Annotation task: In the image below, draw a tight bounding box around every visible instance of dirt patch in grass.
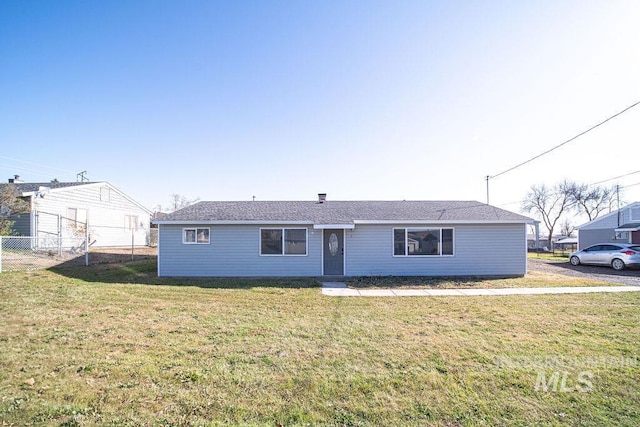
[87,246,157,263]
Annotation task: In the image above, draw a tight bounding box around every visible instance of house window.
[183,228,210,244]
[393,228,454,256]
[615,231,629,240]
[100,187,111,202]
[66,208,87,229]
[260,228,307,256]
[124,215,139,231]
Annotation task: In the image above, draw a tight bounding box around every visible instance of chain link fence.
[0,236,87,272]
[149,228,158,247]
[2,210,159,272]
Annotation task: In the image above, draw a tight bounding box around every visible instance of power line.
[489,100,640,180]
[589,169,640,186]
[496,200,521,207]
[0,156,76,174]
[621,181,640,189]
[0,163,69,180]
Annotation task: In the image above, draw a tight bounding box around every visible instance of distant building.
[577,202,640,249]
[1,180,151,247]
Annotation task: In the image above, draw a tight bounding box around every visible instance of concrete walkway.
[321,282,640,297]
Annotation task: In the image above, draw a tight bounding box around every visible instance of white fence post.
[57,214,62,256]
[85,224,89,267]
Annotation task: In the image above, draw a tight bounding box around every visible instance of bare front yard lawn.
[1,260,639,426]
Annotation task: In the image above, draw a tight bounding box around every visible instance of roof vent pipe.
[317,193,327,203]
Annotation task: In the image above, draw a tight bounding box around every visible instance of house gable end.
[578,202,640,230]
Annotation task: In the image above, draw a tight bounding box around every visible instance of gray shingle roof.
[159,200,532,224]
[0,182,99,194]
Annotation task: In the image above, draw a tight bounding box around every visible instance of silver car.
[569,243,640,271]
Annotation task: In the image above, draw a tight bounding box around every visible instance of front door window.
[328,233,339,256]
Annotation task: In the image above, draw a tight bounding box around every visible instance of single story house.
[154,195,533,277]
[577,202,640,249]
[2,179,152,247]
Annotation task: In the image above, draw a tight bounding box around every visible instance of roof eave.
[154,220,315,226]
[352,219,533,225]
[154,219,532,226]
[615,227,640,232]
[313,224,356,229]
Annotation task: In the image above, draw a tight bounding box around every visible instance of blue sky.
[1,0,639,215]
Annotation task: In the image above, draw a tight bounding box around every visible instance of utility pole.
[485,175,490,205]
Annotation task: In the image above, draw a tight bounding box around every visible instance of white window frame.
[259,227,308,256]
[67,207,88,230]
[392,227,455,257]
[124,215,139,231]
[182,227,210,245]
[100,187,111,202]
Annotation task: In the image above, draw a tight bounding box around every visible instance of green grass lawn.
[347,270,614,289]
[527,252,570,261]
[1,260,639,426]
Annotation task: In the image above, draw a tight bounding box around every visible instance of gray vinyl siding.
[159,222,527,277]
[578,229,628,249]
[7,213,31,235]
[346,224,527,276]
[31,184,150,247]
[158,224,322,277]
[577,204,640,249]
[579,213,622,230]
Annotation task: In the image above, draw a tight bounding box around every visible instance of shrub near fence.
[0,236,87,272]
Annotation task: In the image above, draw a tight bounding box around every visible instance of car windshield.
[630,246,640,251]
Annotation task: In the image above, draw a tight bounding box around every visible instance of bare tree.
[560,218,576,237]
[521,181,575,248]
[0,184,30,235]
[567,182,615,221]
[168,194,200,212]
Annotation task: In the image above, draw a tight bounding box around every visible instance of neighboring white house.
[2,180,152,247]
[154,195,534,277]
[577,202,640,249]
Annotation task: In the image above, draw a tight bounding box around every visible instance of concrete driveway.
[528,258,640,286]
